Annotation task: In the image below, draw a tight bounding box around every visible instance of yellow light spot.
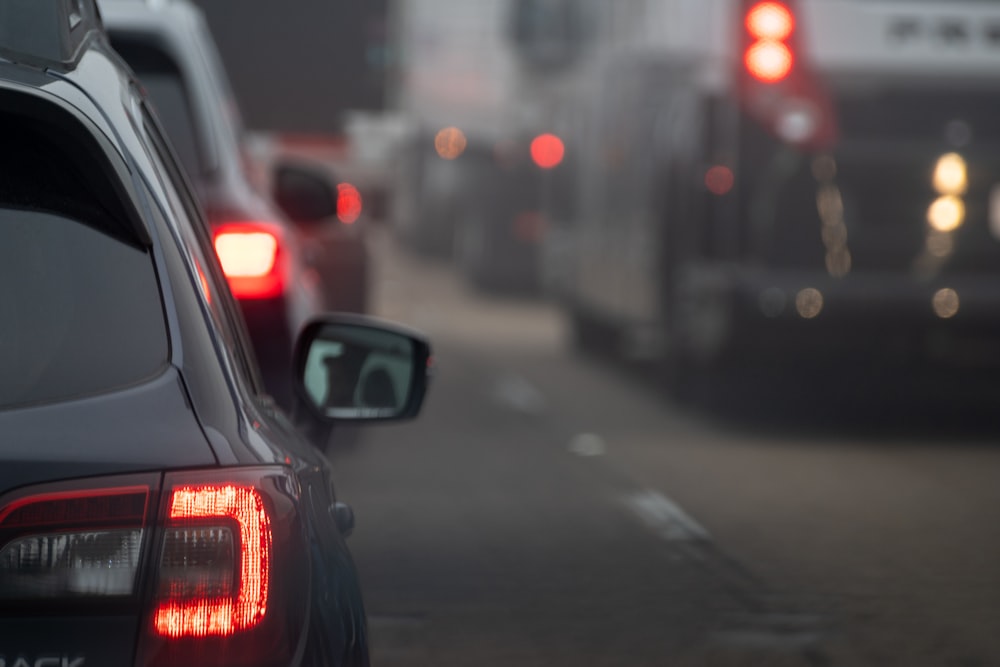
[933,153,967,196]
[927,195,965,233]
[932,288,959,319]
[795,288,824,319]
[434,127,467,160]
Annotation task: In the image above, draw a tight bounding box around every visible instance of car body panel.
[0,7,371,664]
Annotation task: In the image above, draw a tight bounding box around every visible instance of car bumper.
[675,265,1000,369]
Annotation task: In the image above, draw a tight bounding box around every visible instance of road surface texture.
[328,226,1000,667]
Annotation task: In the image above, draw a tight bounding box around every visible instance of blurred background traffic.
[167,0,1000,664]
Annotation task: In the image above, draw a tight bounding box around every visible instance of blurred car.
[98,0,370,406]
[0,2,430,666]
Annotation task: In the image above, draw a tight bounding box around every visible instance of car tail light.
[744,1,795,83]
[0,467,309,667]
[530,133,565,170]
[738,0,836,150]
[213,222,286,300]
[0,479,155,600]
[337,183,363,224]
[137,467,308,667]
[152,484,271,638]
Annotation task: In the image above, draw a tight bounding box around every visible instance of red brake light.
[138,468,308,667]
[744,1,795,84]
[212,222,285,300]
[153,484,272,638]
[746,2,794,41]
[530,133,565,170]
[745,41,794,83]
[336,182,363,224]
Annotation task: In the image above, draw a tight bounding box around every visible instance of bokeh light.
[336,183,363,224]
[927,195,965,232]
[745,41,793,83]
[795,288,824,319]
[746,2,795,41]
[435,126,467,160]
[705,166,734,196]
[932,288,960,319]
[530,133,565,169]
[933,153,967,196]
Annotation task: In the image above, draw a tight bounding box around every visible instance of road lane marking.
[568,433,606,457]
[624,490,710,542]
[490,374,546,415]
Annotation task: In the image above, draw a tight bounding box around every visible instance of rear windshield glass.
[0,210,168,408]
[0,114,168,409]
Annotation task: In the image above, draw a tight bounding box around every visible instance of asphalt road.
[328,226,1000,667]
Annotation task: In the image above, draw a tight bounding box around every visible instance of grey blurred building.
[192,0,388,132]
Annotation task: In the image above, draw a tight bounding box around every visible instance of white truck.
[544,0,1000,392]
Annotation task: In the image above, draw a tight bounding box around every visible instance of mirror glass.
[273,163,337,223]
[302,324,416,419]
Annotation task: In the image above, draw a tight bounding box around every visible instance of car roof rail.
[0,0,104,72]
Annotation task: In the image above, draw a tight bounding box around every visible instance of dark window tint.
[0,109,167,408]
[111,35,204,178]
[0,209,168,408]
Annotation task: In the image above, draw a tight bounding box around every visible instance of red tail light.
[739,0,837,150]
[212,222,286,300]
[746,1,794,41]
[744,1,795,84]
[745,40,794,83]
[153,484,272,638]
[336,182,363,224]
[0,467,308,667]
[530,133,565,170]
[140,467,307,667]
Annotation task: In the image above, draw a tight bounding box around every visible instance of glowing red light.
[705,166,735,196]
[336,183,363,224]
[746,2,794,41]
[745,40,794,83]
[530,133,565,170]
[154,485,272,638]
[212,223,284,300]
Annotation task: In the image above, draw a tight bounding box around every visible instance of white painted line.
[568,433,606,457]
[490,374,546,415]
[624,490,710,542]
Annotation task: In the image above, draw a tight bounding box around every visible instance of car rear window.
[0,115,168,409]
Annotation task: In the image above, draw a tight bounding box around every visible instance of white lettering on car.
[0,658,84,667]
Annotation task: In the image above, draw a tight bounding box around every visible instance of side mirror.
[273,161,338,223]
[293,313,432,422]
